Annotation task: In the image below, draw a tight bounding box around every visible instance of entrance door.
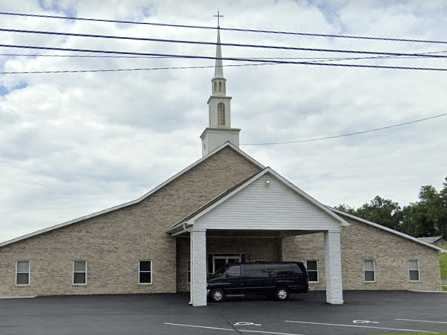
[212,255,241,274]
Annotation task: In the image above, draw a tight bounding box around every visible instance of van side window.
[244,264,268,277]
[268,264,301,278]
[226,265,241,277]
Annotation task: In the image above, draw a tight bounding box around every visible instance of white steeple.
[214,29,224,78]
[201,17,240,157]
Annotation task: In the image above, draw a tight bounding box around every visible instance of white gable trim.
[172,168,348,232]
[0,143,264,248]
[331,208,445,253]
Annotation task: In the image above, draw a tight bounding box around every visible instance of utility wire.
[5,52,447,75]
[242,112,447,146]
[1,10,447,45]
[0,62,270,74]
[2,27,447,59]
[1,50,447,60]
[0,52,171,59]
[1,44,447,72]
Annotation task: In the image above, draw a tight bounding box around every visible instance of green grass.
[378,334,447,335]
[443,286,447,292]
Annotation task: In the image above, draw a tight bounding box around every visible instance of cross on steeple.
[213,10,223,28]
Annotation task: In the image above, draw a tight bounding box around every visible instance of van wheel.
[210,289,225,302]
[274,288,289,301]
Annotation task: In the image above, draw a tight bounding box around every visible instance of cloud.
[0,0,447,242]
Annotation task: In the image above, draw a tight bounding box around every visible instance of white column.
[324,230,344,304]
[190,229,207,307]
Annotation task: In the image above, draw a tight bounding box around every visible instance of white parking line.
[164,323,233,333]
[284,320,439,334]
[163,322,305,335]
[396,318,447,325]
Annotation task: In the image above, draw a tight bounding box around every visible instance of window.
[226,265,241,277]
[306,260,319,282]
[364,259,376,282]
[217,103,225,126]
[213,81,217,92]
[211,255,241,274]
[268,263,302,278]
[409,260,420,281]
[218,81,222,92]
[73,260,87,285]
[16,261,30,286]
[243,264,269,278]
[139,260,152,284]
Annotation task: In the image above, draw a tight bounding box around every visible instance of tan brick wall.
[0,147,261,297]
[282,218,442,291]
[176,235,282,292]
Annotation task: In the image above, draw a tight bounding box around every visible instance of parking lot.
[0,291,446,335]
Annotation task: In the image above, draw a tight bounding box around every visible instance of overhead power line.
[1,50,446,61]
[4,52,447,75]
[242,112,447,146]
[1,10,447,45]
[0,63,270,74]
[2,27,447,59]
[1,44,447,72]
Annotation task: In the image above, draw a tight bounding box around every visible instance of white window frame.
[212,255,241,274]
[408,259,421,282]
[306,260,319,283]
[138,260,152,285]
[72,260,87,286]
[16,260,31,286]
[363,259,376,283]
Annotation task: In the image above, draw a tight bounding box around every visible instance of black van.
[207,262,308,302]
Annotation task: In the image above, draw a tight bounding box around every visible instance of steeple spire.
[200,11,240,157]
[214,28,224,78]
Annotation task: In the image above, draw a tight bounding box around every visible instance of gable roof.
[168,167,349,235]
[331,208,445,253]
[0,142,264,248]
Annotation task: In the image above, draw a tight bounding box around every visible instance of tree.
[334,204,356,215]
[336,177,447,239]
[355,196,402,231]
[439,178,447,239]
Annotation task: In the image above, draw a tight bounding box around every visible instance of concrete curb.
[409,289,447,294]
[0,296,36,299]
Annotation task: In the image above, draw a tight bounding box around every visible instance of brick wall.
[282,218,441,291]
[0,147,261,297]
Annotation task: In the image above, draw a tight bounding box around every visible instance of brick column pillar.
[324,230,344,304]
[190,229,207,307]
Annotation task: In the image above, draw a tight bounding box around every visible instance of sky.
[1,0,447,242]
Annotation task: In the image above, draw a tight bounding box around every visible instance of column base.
[326,300,344,305]
[326,297,344,305]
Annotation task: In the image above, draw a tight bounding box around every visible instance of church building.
[0,28,443,306]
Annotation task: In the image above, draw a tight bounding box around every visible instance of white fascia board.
[166,169,268,234]
[265,167,349,227]
[0,143,264,248]
[182,167,348,229]
[331,208,445,253]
